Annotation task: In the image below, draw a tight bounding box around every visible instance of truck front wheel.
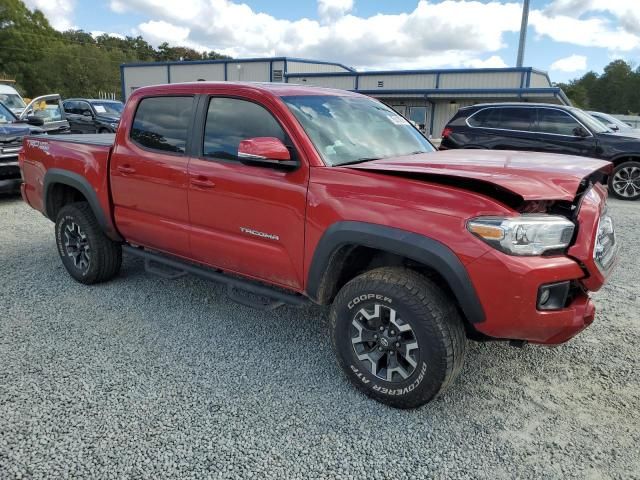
[330,267,466,409]
[55,202,122,284]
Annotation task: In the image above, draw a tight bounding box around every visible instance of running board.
[123,245,309,310]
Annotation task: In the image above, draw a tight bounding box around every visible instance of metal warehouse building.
[121,56,569,138]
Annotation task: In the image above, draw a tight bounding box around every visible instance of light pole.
[516,0,530,67]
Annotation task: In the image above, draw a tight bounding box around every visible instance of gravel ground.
[0,194,638,480]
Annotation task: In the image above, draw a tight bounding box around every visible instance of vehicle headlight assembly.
[110,122,118,128]
[467,215,575,256]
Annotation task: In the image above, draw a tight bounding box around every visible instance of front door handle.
[190,176,216,189]
[117,164,136,174]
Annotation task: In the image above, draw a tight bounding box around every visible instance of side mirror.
[573,126,590,138]
[26,115,45,126]
[238,137,296,167]
[82,110,93,118]
[607,123,619,131]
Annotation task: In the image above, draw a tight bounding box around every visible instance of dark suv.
[62,99,124,134]
[440,103,640,200]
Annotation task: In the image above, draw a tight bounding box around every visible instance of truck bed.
[45,133,116,147]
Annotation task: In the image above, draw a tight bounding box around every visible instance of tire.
[98,128,110,134]
[330,267,466,409]
[609,161,640,200]
[55,202,122,284]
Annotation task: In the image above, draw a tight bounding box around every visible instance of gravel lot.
[0,194,638,479]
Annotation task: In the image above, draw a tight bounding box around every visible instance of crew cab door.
[533,107,597,157]
[110,95,196,258]
[187,94,309,290]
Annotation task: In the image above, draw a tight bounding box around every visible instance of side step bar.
[123,245,309,310]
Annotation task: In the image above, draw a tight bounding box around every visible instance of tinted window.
[63,101,78,114]
[77,102,92,115]
[536,108,581,136]
[203,98,285,160]
[467,108,499,128]
[498,108,535,131]
[131,97,193,154]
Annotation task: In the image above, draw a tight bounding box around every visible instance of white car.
[588,111,640,135]
[0,84,27,116]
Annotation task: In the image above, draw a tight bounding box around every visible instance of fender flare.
[43,169,121,241]
[610,153,640,164]
[306,221,485,324]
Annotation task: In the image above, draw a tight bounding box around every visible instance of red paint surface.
[19,82,615,344]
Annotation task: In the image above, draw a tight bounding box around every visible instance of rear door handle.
[117,165,136,174]
[190,176,216,189]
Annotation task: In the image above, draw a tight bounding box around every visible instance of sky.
[22,0,640,82]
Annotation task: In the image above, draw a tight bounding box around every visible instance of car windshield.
[0,93,26,110]
[282,95,435,166]
[593,112,632,131]
[0,102,17,124]
[570,108,610,134]
[90,101,124,116]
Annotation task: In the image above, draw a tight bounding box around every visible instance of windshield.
[0,93,26,110]
[90,101,124,117]
[0,102,17,124]
[570,108,610,134]
[593,112,631,130]
[282,95,435,166]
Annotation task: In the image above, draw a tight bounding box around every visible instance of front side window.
[498,108,536,132]
[536,108,582,136]
[203,98,286,160]
[91,101,124,117]
[282,95,434,166]
[131,96,194,154]
[570,108,608,134]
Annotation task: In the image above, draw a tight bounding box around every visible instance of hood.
[604,129,640,140]
[0,124,31,140]
[96,114,120,123]
[344,150,612,202]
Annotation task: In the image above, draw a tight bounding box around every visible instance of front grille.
[594,212,616,272]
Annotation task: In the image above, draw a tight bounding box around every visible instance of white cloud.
[530,10,640,51]
[23,0,75,30]
[106,0,524,70]
[545,0,640,35]
[550,54,587,72]
[465,55,509,68]
[90,30,126,40]
[318,0,354,23]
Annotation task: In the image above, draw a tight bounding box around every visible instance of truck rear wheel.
[55,202,122,284]
[330,267,466,409]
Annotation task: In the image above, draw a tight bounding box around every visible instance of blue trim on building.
[167,65,171,83]
[121,56,353,72]
[429,101,436,137]
[435,72,441,89]
[224,62,227,81]
[269,61,273,82]
[285,72,356,78]
[355,87,563,96]
[120,64,126,102]
[526,70,531,88]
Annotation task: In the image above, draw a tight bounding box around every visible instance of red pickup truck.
[20,82,617,408]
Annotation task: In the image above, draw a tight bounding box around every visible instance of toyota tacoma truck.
[19,82,617,409]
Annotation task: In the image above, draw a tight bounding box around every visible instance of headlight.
[467,215,575,256]
[110,123,118,128]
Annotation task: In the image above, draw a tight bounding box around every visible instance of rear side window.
[131,96,194,154]
[467,108,499,128]
[536,108,581,136]
[203,98,286,160]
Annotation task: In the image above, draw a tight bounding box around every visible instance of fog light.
[537,281,571,311]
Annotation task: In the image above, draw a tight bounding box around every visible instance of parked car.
[440,103,640,200]
[19,94,70,134]
[20,83,616,408]
[63,99,124,134]
[0,84,27,116]
[587,111,640,135]
[0,101,45,194]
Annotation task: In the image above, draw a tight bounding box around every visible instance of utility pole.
[516,0,530,67]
